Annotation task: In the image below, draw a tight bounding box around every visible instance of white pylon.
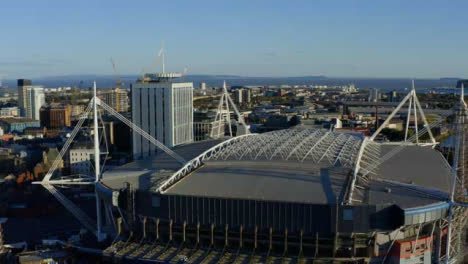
[93,81,105,242]
[446,83,467,264]
[370,80,436,145]
[212,81,249,138]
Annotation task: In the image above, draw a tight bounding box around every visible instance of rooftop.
[0,118,38,123]
[101,139,223,190]
[101,128,451,209]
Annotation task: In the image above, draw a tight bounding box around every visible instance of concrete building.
[101,88,129,112]
[17,79,45,119]
[200,82,206,90]
[69,147,94,177]
[28,87,45,120]
[17,79,31,117]
[0,107,19,118]
[70,104,87,118]
[33,148,63,180]
[132,73,193,158]
[369,88,379,102]
[242,88,251,103]
[40,104,71,128]
[0,118,40,133]
[388,90,398,102]
[234,89,243,104]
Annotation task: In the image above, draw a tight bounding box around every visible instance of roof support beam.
[344,137,369,205]
[301,131,333,162]
[285,130,322,160]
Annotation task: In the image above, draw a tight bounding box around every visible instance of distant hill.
[440,77,461,81]
[0,74,461,92]
[0,74,329,89]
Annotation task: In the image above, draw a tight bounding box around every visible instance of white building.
[0,107,19,118]
[242,89,251,104]
[17,79,45,120]
[69,148,94,177]
[234,89,243,104]
[17,79,31,117]
[27,87,45,120]
[200,82,206,90]
[369,88,379,102]
[132,73,193,158]
[70,104,87,118]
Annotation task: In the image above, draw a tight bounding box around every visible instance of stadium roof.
[101,128,451,209]
[101,139,223,190]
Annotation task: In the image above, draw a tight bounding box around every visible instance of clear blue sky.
[1,0,467,79]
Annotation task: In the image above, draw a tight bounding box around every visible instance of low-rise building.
[33,148,62,180]
[0,107,19,118]
[69,147,94,177]
[70,104,87,118]
[0,118,40,133]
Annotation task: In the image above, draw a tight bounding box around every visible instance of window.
[152,196,160,208]
[343,208,353,221]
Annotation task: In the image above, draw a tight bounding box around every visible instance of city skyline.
[1,0,468,79]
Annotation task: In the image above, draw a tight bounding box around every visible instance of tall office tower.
[200,82,206,90]
[457,80,468,89]
[234,89,243,104]
[132,72,193,158]
[27,87,45,120]
[17,79,32,117]
[388,90,398,102]
[369,88,379,102]
[242,88,251,104]
[102,88,129,112]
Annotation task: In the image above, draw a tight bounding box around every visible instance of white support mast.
[211,81,249,138]
[412,81,419,143]
[370,80,436,145]
[223,81,233,137]
[446,83,467,264]
[93,81,104,241]
[93,82,100,184]
[161,41,165,74]
[404,95,413,141]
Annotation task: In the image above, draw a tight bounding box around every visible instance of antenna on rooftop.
[161,40,165,73]
[182,66,188,81]
[151,40,165,74]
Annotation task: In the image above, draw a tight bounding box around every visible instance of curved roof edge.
[154,133,257,193]
[155,128,364,194]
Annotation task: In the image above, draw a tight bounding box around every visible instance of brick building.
[40,104,71,129]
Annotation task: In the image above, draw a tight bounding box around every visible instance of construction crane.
[110,58,125,112]
[110,58,121,90]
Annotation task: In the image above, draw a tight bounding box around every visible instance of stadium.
[35,84,468,264]
[96,127,457,264]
